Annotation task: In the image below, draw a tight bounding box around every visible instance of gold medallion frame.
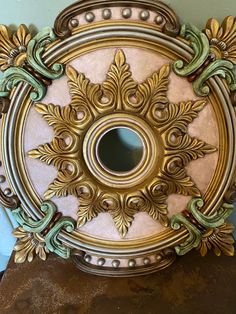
[0,1,235,276]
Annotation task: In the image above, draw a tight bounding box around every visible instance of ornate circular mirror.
[0,0,235,276]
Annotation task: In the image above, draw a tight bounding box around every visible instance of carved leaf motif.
[197,223,235,256]
[13,227,49,263]
[28,138,77,169]
[148,192,169,227]
[66,65,102,119]
[35,245,48,261]
[165,134,217,166]
[153,207,169,227]
[205,19,222,39]
[44,170,81,199]
[205,16,236,63]
[34,103,81,136]
[77,186,105,228]
[102,49,137,110]
[110,204,136,238]
[144,200,169,227]
[0,24,31,71]
[159,168,201,197]
[12,24,32,47]
[136,64,170,114]
[157,100,206,133]
[77,206,101,228]
[0,25,16,59]
[127,190,169,228]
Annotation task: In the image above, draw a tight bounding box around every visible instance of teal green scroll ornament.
[193,59,236,96]
[0,66,46,101]
[188,198,234,228]
[173,23,210,76]
[27,27,64,80]
[12,201,57,233]
[173,24,236,97]
[45,217,75,259]
[0,27,64,101]
[170,198,234,256]
[12,201,75,259]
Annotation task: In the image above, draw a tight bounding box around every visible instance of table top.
[0,249,235,314]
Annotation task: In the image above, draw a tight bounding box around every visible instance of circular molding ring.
[0,1,235,276]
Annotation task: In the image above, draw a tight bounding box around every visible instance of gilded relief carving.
[12,201,75,262]
[13,227,49,263]
[29,50,216,237]
[171,198,234,256]
[197,223,235,257]
[204,16,236,63]
[0,24,32,70]
[0,0,235,276]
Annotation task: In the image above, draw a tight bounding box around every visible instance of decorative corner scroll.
[173,18,236,97]
[170,198,235,257]
[0,25,64,101]
[12,201,75,263]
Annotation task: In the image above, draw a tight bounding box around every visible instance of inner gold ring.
[83,113,163,189]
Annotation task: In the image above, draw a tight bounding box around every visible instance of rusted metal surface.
[0,250,236,314]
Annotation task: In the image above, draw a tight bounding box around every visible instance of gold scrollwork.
[0,24,32,71]
[204,16,236,63]
[28,49,216,237]
[13,227,49,263]
[197,223,235,257]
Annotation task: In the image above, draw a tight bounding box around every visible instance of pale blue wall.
[0,0,235,29]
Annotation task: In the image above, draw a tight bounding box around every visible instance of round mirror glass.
[97,128,144,172]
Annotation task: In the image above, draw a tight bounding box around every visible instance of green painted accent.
[0,67,46,101]
[171,213,202,256]
[173,23,210,76]
[0,28,63,102]
[12,201,56,233]
[45,217,75,259]
[27,27,64,80]
[193,59,236,96]
[188,198,234,228]
[173,23,236,97]
[171,198,234,256]
[13,201,75,259]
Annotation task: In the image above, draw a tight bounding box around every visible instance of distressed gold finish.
[28,49,216,237]
[54,0,181,38]
[0,0,235,275]
[13,227,49,263]
[197,223,235,257]
[0,24,32,71]
[73,248,176,276]
[204,16,236,63]
[0,188,19,209]
[2,22,234,276]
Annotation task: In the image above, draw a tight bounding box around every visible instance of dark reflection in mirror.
[97,128,143,172]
